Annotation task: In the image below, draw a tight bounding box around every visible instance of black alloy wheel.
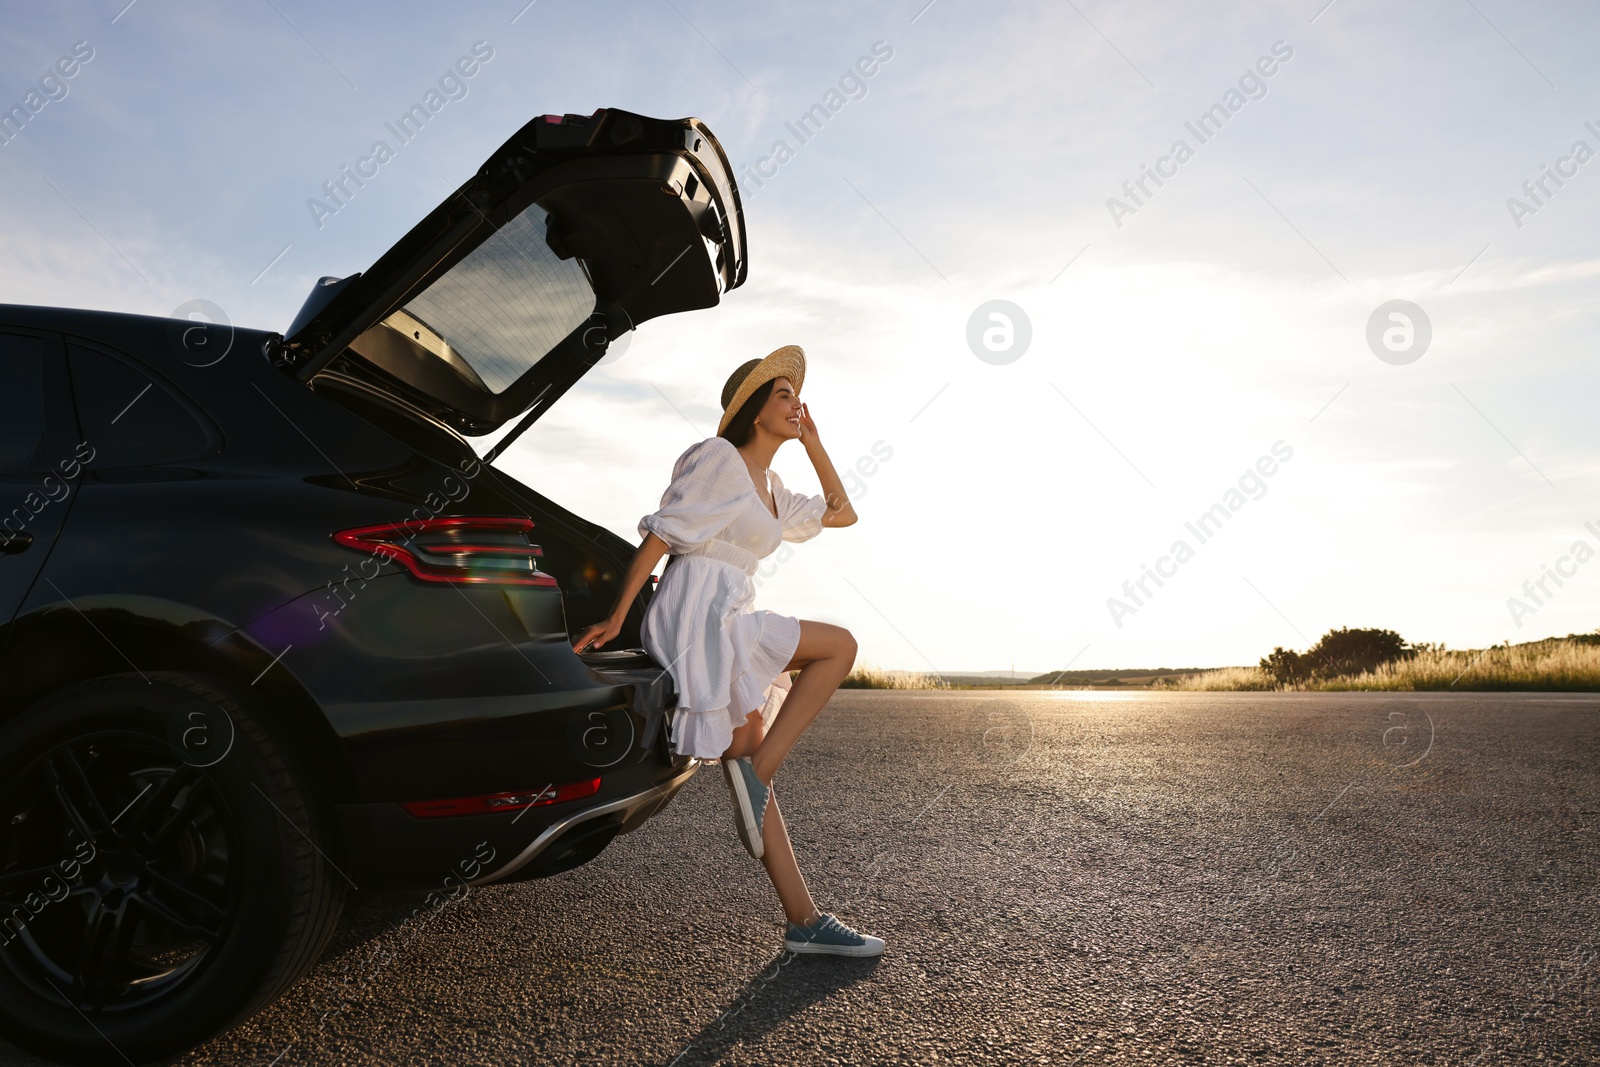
[0,730,235,1014]
[0,674,346,1064]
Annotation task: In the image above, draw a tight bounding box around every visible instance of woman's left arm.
[798,403,858,528]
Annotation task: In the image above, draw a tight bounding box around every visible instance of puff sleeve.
[770,470,828,543]
[638,438,752,553]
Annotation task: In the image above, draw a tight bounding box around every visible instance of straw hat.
[716,345,806,435]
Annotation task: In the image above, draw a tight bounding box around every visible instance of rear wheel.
[0,673,346,1064]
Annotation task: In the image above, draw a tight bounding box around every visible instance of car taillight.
[401,778,602,818]
[334,517,557,587]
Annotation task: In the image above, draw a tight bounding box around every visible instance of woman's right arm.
[571,532,671,652]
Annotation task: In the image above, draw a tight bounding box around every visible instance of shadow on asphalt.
[657,950,881,1066]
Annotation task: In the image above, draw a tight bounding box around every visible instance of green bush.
[1260,646,1311,685]
[1259,627,1410,684]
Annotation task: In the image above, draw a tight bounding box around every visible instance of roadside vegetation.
[839,663,948,689]
[1157,665,1279,691]
[1158,627,1600,692]
[845,629,1600,692]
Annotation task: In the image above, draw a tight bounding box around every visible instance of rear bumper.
[335,760,698,893]
[471,759,698,884]
[239,570,695,893]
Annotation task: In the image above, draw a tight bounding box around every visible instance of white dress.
[638,436,829,759]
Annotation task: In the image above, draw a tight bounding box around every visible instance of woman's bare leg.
[750,620,856,785]
[759,795,819,925]
[723,710,819,925]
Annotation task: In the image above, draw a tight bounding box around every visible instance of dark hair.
[719,378,775,447]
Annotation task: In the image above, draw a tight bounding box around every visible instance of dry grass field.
[838,663,948,689]
[1160,637,1600,692]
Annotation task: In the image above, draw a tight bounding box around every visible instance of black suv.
[0,108,745,1064]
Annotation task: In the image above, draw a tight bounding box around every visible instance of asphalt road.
[6,690,1598,1066]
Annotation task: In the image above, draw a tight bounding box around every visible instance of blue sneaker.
[784,912,885,957]
[722,757,770,859]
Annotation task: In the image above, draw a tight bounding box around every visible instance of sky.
[1,0,1596,674]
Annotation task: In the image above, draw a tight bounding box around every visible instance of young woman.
[573,346,883,957]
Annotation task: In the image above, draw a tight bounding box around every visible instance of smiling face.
[755,376,803,440]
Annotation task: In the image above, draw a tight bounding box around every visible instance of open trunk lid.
[280,109,747,438]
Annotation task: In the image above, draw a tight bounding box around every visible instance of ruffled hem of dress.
[668,705,748,760]
[666,612,800,759]
[668,676,792,760]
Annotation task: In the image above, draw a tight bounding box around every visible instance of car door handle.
[0,531,33,554]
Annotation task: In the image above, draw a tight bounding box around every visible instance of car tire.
[0,672,347,1064]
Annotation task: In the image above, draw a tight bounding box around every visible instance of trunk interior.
[487,464,653,658]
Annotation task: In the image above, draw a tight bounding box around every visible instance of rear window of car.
[0,333,47,472]
[399,206,596,394]
[69,346,211,468]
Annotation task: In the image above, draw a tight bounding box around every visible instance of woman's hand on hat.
[797,402,820,444]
